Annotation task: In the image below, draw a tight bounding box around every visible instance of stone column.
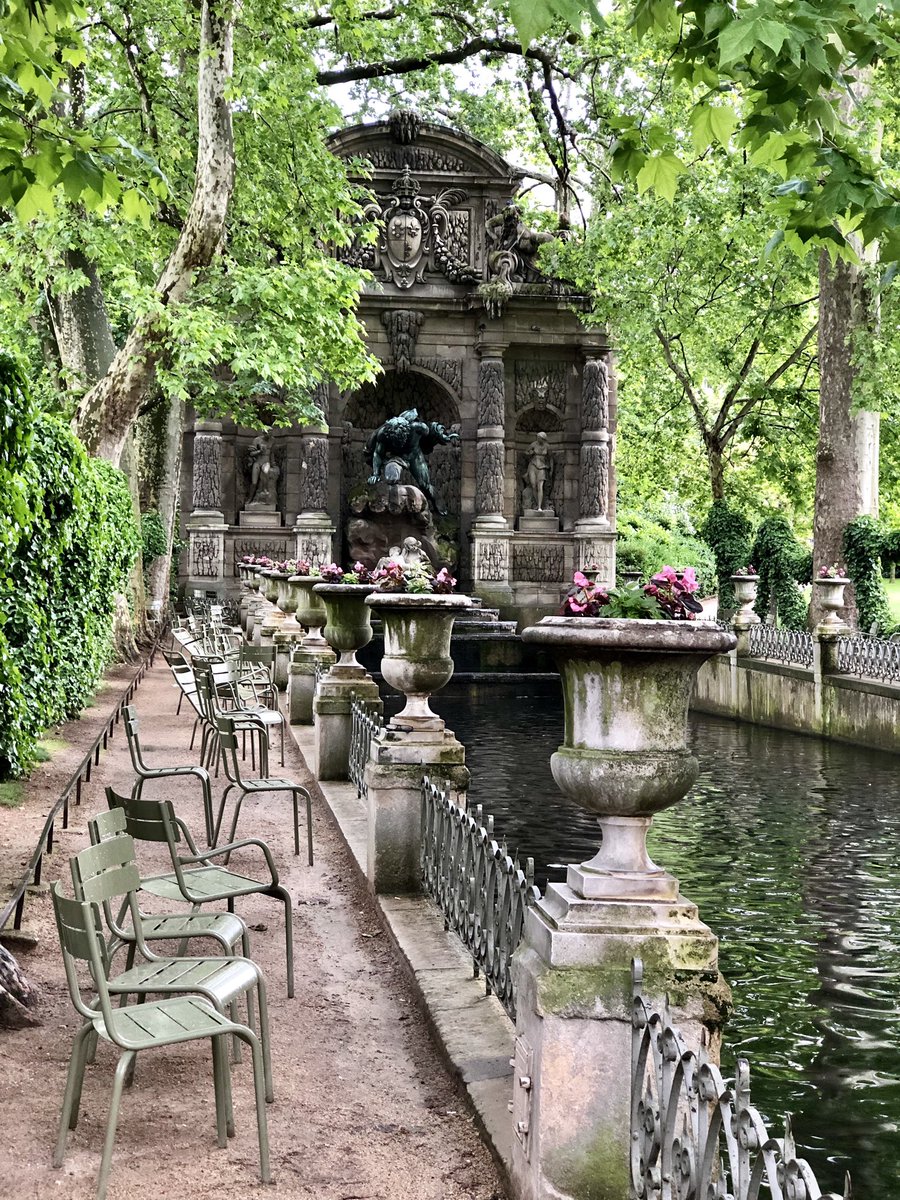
[294,391,335,567]
[574,351,616,587]
[186,419,228,594]
[472,343,513,608]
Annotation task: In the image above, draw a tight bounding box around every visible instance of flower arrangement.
[733,564,757,576]
[317,561,375,584]
[562,566,704,621]
[242,554,273,567]
[273,558,298,574]
[818,563,846,579]
[372,558,457,595]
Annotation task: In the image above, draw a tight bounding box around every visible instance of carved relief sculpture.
[192,430,222,512]
[477,540,508,582]
[579,441,610,521]
[382,309,424,372]
[476,441,504,514]
[582,354,609,430]
[515,359,568,413]
[478,357,505,427]
[299,436,329,513]
[485,202,557,285]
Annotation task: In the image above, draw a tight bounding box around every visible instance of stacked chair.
[49,599,316,1198]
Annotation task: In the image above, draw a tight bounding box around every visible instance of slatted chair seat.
[140,865,273,902]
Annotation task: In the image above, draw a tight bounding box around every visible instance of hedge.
[0,355,139,777]
[616,507,717,596]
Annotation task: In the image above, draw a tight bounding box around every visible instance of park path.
[0,657,506,1200]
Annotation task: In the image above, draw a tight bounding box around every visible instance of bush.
[842,515,892,634]
[0,357,139,777]
[750,516,808,630]
[617,507,717,596]
[699,500,753,613]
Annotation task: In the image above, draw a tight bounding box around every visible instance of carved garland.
[192,431,222,511]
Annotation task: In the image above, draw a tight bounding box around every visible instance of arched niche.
[513,405,564,517]
[338,369,462,557]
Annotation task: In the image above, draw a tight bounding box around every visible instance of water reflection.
[403,680,900,1196]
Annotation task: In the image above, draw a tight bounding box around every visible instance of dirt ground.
[0,655,507,1200]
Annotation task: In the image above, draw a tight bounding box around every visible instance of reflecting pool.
[405,679,900,1196]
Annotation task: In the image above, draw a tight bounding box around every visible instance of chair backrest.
[89,803,128,845]
[51,881,117,1025]
[70,835,147,952]
[241,644,275,665]
[105,785,179,846]
[215,715,245,785]
[122,704,146,773]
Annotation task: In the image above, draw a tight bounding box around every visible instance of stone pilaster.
[574,351,616,586]
[472,344,512,607]
[294,419,334,567]
[186,419,227,592]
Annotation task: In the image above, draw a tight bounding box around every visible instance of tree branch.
[316,36,559,86]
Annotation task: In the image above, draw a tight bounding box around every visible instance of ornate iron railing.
[836,633,900,684]
[631,960,850,1200]
[420,775,541,1021]
[349,696,383,799]
[747,622,814,668]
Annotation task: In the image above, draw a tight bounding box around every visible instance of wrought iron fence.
[349,696,383,799]
[836,633,900,684]
[420,775,541,1021]
[747,622,814,668]
[631,959,850,1200]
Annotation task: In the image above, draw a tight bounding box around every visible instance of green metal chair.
[215,714,313,866]
[104,786,295,998]
[51,882,272,1200]
[123,705,215,845]
[69,835,273,1101]
[87,806,252,965]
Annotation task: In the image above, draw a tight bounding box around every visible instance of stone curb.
[286,719,515,1190]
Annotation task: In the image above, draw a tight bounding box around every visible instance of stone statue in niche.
[365,408,460,515]
[486,202,557,284]
[246,432,279,507]
[523,432,555,513]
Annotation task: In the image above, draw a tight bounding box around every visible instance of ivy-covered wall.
[0,355,139,777]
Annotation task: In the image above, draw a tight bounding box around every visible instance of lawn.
[885,578,900,623]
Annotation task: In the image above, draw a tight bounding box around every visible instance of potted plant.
[521,566,734,900]
[729,564,760,625]
[366,562,471,731]
[313,563,378,670]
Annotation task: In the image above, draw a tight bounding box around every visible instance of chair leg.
[54,1024,92,1164]
[273,885,294,999]
[255,971,274,1103]
[96,1050,135,1200]
[213,783,235,846]
[292,791,300,857]
[198,772,214,847]
[190,715,200,749]
[133,777,145,801]
[280,718,285,767]
[211,1035,231,1147]
[225,791,247,850]
[306,791,314,867]
[235,1027,272,1184]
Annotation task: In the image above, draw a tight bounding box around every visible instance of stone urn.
[290,575,329,648]
[259,569,280,605]
[814,576,850,628]
[313,583,376,669]
[366,593,472,730]
[730,573,760,625]
[520,616,735,900]
[246,565,262,592]
[276,572,299,617]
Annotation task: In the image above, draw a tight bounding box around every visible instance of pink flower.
[573,571,590,588]
[657,565,678,584]
[567,598,587,614]
[680,567,698,593]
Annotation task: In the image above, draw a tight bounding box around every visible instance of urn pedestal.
[814,576,851,631]
[287,576,335,725]
[312,584,381,780]
[511,617,735,1200]
[362,593,472,892]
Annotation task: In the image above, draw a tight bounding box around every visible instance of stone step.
[455,607,502,623]
[453,620,518,635]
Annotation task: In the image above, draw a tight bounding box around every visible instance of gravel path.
[0,656,507,1200]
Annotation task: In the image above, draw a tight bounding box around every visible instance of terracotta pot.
[366,593,472,730]
[814,577,850,628]
[730,574,760,625]
[521,616,735,899]
[313,583,376,668]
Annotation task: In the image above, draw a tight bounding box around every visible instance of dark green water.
[411,679,900,1197]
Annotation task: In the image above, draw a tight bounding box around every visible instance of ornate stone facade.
[179,112,616,615]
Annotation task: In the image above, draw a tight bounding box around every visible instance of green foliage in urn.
[700,501,754,614]
[750,516,808,630]
[0,357,138,777]
[842,516,893,635]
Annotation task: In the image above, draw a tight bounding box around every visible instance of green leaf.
[636,151,685,202]
[121,187,151,226]
[14,180,53,222]
[691,103,736,152]
[509,0,556,46]
[718,18,760,66]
